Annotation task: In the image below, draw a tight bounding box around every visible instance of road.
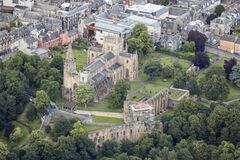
[205,45,240,60]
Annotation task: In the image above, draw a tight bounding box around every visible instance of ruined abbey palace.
[63,36,138,101]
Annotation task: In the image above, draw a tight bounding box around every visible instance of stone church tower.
[62,44,80,101]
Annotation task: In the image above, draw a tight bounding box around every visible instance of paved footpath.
[74,110,123,119]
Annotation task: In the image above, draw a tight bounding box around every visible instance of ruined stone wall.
[88,122,148,147]
[145,89,169,115]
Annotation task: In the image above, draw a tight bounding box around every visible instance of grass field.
[197,59,240,101]
[93,116,124,124]
[142,52,191,69]
[72,49,87,70]
[83,125,107,132]
[17,105,41,130]
[78,106,123,113]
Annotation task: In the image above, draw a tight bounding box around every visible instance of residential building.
[159,34,182,51]
[219,35,240,53]
[38,30,78,49]
[57,2,89,30]
[2,0,34,9]
[126,3,169,20]
[210,17,232,35]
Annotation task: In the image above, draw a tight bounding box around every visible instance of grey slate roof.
[24,37,37,44]
[119,52,132,58]
[109,63,122,70]
[220,35,236,42]
[102,52,115,61]
[95,21,131,34]
[84,59,104,72]
[236,38,240,44]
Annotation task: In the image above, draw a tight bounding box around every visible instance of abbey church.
[63,36,139,101]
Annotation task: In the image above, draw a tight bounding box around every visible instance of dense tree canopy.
[144,60,163,80]
[74,84,94,108]
[224,58,237,79]
[173,71,199,95]
[188,30,207,52]
[128,24,153,56]
[229,64,240,87]
[108,80,130,109]
[214,5,225,17]
[192,52,210,69]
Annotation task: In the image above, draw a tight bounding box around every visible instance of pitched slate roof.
[220,35,236,42]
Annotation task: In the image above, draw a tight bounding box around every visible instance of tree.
[0,141,9,160]
[75,84,93,108]
[173,71,199,95]
[128,24,153,56]
[192,52,210,69]
[70,121,86,137]
[229,64,240,87]
[177,148,193,160]
[29,130,44,143]
[10,127,23,142]
[139,31,153,55]
[4,122,15,138]
[35,90,50,115]
[205,65,225,80]
[40,80,60,101]
[155,0,169,5]
[202,75,229,100]
[206,14,217,25]
[121,139,135,155]
[183,41,195,53]
[162,66,174,78]
[54,136,79,160]
[131,24,148,38]
[51,117,73,140]
[26,103,37,121]
[50,54,64,75]
[74,135,97,159]
[128,38,144,54]
[100,140,120,157]
[224,58,237,79]
[108,80,130,109]
[215,5,225,17]
[188,30,207,52]
[144,60,163,80]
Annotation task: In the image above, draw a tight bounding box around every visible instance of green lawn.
[93,116,124,124]
[227,82,240,101]
[140,78,173,96]
[83,125,107,132]
[13,122,29,147]
[142,52,191,69]
[129,81,142,92]
[78,106,123,113]
[17,104,41,130]
[72,49,87,70]
[169,90,185,100]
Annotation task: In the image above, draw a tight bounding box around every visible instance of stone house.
[57,2,89,30]
[210,17,232,35]
[2,0,34,9]
[19,36,38,54]
[219,35,240,54]
[159,34,182,51]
